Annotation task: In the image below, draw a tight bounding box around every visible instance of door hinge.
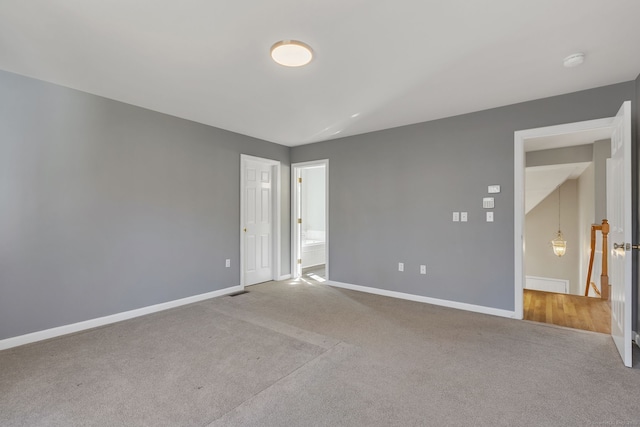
[297,259,302,264]
[298,177,302,183]
[297,218,302,224]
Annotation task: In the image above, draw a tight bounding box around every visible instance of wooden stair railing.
[584,219,609,300]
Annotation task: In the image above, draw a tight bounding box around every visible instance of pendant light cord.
[557,186,561,231]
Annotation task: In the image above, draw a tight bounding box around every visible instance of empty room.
[2,1,640,426]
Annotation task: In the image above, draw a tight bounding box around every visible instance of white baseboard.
[328,281,516,319]
[278,274,292,281]
[0,285,243,351]
[634,331,640,348]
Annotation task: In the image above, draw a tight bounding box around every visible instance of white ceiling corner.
[525,162,591,214]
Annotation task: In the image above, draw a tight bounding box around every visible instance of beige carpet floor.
[1,276,639,426]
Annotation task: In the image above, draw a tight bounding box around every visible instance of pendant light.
[551,186,567,257]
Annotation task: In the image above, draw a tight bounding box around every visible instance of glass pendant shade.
[551,230,567,257]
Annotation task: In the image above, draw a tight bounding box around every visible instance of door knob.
[613,242,630,250]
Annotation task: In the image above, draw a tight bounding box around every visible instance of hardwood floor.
[523,289,611,334]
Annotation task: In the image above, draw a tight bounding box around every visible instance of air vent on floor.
[228,290,249,297]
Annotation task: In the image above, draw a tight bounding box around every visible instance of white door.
[294,168,303,278]
[243,159,272,285]
[608,101,632,367]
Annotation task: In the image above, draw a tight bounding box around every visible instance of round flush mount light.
[270,40,313,67]
[563,52,585,68]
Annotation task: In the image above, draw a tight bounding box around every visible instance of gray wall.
[0,70,290,340]
[291,81,636,312]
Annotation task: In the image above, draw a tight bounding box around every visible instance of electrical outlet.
[398,262,404,272]
[452,212,460,222]
[225,259,231,268]
[420,265,426,275]
[486,212,494,222]
[461,212,468,222]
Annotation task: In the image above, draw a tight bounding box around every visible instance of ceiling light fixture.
[563,52,585,68]
[270,40,313,67]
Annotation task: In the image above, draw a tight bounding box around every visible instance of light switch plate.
[398,262,404,272]
[452,212,460,222]
[483,197,494,209]
[488,185,501,194]
[486,212,494,222]
[420,265,426,275]
[461,212,468,222]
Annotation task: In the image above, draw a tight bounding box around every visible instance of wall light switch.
[486,212,494,222]
[461,212,468,222]
[420,265,427,275]
[453,212,460,222]
[398,262,404,272]
[488,185,501,194]
[483,197,494,209]
[225,259,231,268]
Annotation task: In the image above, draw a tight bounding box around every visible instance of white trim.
[0,285,242,351]
[633,332,640,348]
[240,154,281,287]
[513,117,614,320]
[278,274,292,281]
[291,160,329,280]
[328,281,516,319]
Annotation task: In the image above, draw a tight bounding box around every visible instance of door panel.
[608,101,632,367]
[243,160,273,285]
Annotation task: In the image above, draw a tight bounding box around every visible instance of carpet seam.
[203,340,342,426]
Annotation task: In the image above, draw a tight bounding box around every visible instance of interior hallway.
[1,277,638,426]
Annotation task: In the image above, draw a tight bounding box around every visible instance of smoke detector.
[563,53,585,68]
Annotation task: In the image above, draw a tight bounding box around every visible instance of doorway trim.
[514,117,614,319]
[291,159,329,280]
[240,154,281,287]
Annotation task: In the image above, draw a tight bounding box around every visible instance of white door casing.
[294,167,303,278]
[291,160,329,280]
[514,102,632,367]
[241,155,280,286]
[608,101,632,367]
[514,117,614,320]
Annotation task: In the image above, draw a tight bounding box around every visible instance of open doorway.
[514,102,633,367]
[292,160,328,281]
[523,136,611,333]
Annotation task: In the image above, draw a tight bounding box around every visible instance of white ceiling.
[525,162,591,214]
[1,1,639,146]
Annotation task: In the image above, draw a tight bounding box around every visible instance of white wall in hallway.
[525,180,580,294]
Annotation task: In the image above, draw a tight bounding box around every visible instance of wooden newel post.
[600,219,609,301]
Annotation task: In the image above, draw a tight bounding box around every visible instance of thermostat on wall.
[483,197,495,209]
[488,185,500,194]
